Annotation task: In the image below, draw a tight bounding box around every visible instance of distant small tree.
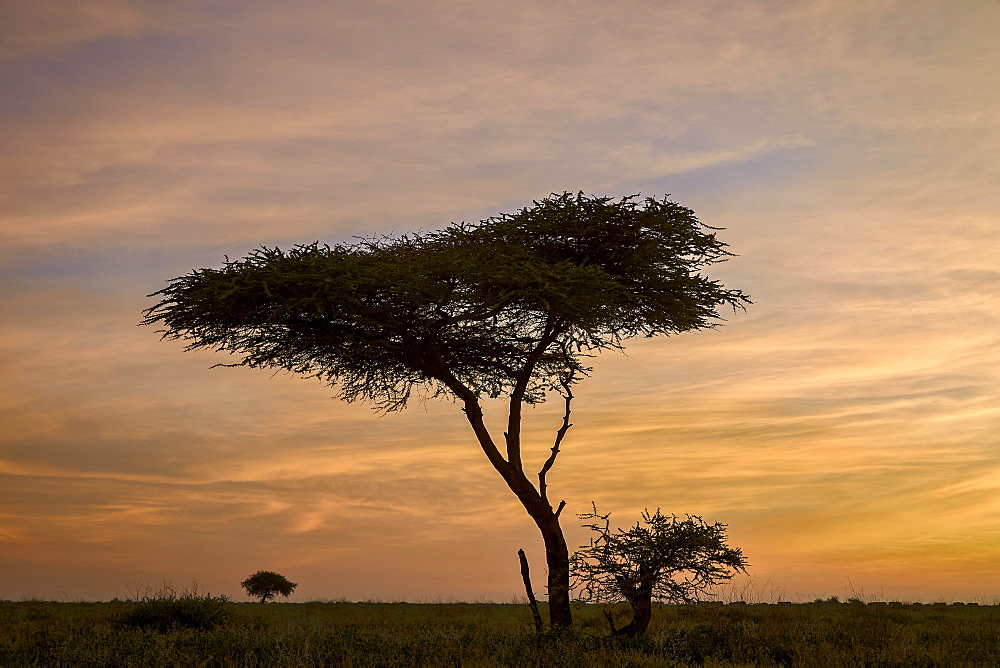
[240,570,297,603]
[571,504,747,636]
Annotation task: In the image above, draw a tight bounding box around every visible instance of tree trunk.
[507,475,573,628]
[496,470,573,627]
[535,511,572,628]
[617,576,655,637]
[616,594,652,637]
[458,398,573,628]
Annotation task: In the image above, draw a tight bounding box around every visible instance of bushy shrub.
[113,582,233,632]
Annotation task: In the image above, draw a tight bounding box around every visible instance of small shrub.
[813,596,840,604]
[113,582,232,632]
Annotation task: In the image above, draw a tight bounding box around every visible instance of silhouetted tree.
[142,192,749,628]
[240,570,297,603]
[571,504,747,636]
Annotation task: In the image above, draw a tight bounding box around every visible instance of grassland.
[3,598,999,666]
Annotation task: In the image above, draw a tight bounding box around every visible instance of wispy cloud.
[1,0,998,601]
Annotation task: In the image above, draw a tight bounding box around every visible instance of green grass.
[2,599,999,666]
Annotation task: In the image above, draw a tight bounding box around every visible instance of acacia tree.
[141,192,748,628]
[571,505,747,636]
[240,570,297,603]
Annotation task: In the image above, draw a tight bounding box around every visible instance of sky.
[1,0,999,604]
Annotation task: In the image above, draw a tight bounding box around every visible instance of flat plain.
[3,598,999,666]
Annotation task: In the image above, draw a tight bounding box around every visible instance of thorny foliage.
[142,192,749,412]
[571,504,748,606]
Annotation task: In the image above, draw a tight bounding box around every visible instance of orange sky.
[2,0,999,603]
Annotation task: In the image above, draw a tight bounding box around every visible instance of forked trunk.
[459,397,573,628]
[616,594,653,636]
[510,479,573,628]
[617,574,655,636]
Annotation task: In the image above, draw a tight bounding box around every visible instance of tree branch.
[603,609,619,635]
[505,316,559,470]
[425,353,512,475]
[518,549,545,634]
[538,381,572,509]
[461,399,510,473]
[424,340,555,522]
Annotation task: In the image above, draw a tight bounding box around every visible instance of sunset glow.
[2,0,999,604]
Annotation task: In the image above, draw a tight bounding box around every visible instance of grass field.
[3,597,999,666]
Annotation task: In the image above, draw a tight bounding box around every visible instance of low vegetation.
[2,597,999,666]
[110,582,233,632]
